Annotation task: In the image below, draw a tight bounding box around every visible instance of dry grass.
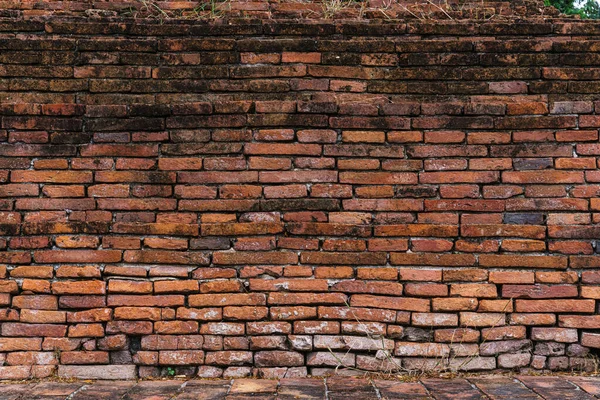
[115,0,511,21]
[388,0,503,21]
[320,298,599,378]
[321,0,368,19]
[120,0,230,21]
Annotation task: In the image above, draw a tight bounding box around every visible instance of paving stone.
[230,379,278,394]
[123,380,186,400]
[70,381,135,400]
[277,378,327,399]
[0,384,36,400]
[326,377,379,400]
[563,377,600,397]
[517,376,595,400]
[422,378,487,400]
[469,377,541,399]
[175,380,231,400]
[373,380,432,399]
[0,376,599,399]
[26,382,84,399]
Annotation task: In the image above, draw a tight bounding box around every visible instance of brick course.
[0,1,599,379]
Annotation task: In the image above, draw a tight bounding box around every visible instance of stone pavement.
[1,375,600,399]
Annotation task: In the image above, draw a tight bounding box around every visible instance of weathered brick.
[531,328,578,343]
[0,13,599,376]
[516,300,595,313]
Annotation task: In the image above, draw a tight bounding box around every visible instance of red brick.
[189,293,266,307]
[314,267,354,279]
[52,281,105,295]
[155,321,199,334]
[582,333,600,349]
[21,310,66,324]
[395,342,450,357]
[107,295,184,307]
[560,315,600,329]
[67,308,112,323]
[489,271,534,284]
[159,350,204,365]
[536,271,578,284]
[61,351,109,365]
[502,284,578,299]
[411,239,453,252]
[11,171,92,183]
[502,239,546,252]
[516,300,595,313]
[68,323,104,337]
[205,351,252,366]
[34,250,121,264]
[531,327,578,343]
[108,280,152,294]
[154,280,199,294]
[2,323,67,337]
[351,294,429,312]
[11,266,53,278]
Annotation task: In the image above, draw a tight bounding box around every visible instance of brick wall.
[1,12,600,379]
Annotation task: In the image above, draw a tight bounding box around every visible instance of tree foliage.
[545,0,600,18]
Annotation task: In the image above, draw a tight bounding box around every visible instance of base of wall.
[0,336,597,380]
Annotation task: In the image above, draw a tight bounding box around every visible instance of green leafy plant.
[545,0,600,19]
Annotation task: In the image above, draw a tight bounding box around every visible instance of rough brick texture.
[0,2,599,379]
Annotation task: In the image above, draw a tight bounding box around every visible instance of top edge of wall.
[6,16,600,38]
[6,0,600,37]
[0,0,578,22]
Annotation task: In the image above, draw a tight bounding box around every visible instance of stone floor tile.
[175,380,231,400]
[26,382,84,399]
[1,376,600,400]
[123,380,186,400]
[229,379,278,394]
[0,384,36,400]
[421,378,487,400]
[373,380,432,399]
[469,377,541,399]
[70,381,136,400]
[277,378,327,399]
[564,377,600,397]
[326,377,379,400]
[517,376,595,400]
